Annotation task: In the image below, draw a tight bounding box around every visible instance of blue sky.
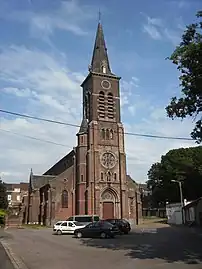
[0,0,200,183]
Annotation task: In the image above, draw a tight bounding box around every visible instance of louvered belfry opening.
[98,91,105,118]
[107,93,114,119]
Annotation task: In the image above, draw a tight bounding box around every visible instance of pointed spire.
[90,20,112,74]
[78,118,88,134]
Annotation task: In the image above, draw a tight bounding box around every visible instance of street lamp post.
[171,180,184,224]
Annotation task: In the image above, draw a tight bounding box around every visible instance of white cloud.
[1,0,96,37]
[0,45,83,121]
[2,87,33,98]
[143,24,162,40]
[0,44,196,184]
[142,14,183,45]
[141,14,163,40]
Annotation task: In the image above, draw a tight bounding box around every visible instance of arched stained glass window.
[61,190,68,208]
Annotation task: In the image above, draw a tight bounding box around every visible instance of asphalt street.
[1,225,202,269]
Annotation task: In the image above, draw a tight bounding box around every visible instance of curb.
[0,239,29,269]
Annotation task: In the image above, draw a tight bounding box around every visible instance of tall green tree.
[147,146,202,206]
[0,180,8,210]
[166,11,202,143]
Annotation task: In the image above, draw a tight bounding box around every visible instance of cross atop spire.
[98,9,101,23]
[90,20,112,75]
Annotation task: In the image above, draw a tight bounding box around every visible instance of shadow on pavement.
[79,226,202,265]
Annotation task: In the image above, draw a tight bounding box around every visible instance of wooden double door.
[103,202,114,219]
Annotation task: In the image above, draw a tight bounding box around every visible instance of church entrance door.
[103,202,114,219]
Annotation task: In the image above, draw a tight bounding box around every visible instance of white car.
[53,221,86,235]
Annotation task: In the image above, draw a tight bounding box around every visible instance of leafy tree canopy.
[0,180,8,210]
[147,146,202,207]
[166,11,202,143]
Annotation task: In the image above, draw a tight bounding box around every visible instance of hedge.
[0,209,7,226]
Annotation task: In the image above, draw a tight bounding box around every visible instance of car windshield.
[55,222,62,226]
[97,221,113,228]
[86,222,94,228]
[73,221,83,226]
[121,219,128,224]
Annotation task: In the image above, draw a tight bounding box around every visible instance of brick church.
[24,21,142,226]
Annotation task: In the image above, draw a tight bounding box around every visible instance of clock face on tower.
[101,80,111,90]
[100,152,117,169]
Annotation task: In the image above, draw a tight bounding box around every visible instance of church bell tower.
[76,20,129,219]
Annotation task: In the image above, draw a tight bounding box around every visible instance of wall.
[166,203,183,225]
[52,164,75,221]
[196,199,202,226]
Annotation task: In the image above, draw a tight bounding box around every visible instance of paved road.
[2,225,202,269]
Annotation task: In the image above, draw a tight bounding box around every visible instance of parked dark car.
[74,220,120,239]
[105,219,131,234]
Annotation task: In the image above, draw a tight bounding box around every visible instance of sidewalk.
[0,229,15,269]
[135,218,169,229]
[0,243,15,269]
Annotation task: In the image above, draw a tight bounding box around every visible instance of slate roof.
[43,149,75,176]
[126,175,138,197]
[90,22,117,77]
[78,118,88,134]
[30,174,55,190]
[126,175,137,187]
[183,197,202,209]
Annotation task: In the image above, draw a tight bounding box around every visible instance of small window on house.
[101,172,104,181]
[7,195,11,201]
[61,190,68,208]
[81,175,84,182]
[14,188,20,192]
[16,195,21,201]
[80,136,83,144]
[101,129,105,140]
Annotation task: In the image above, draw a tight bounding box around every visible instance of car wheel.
[76,231,83,238]
[57,230,62,235]
[100,232,107,239]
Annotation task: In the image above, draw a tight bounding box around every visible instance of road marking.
[0,239,29,269]
[140,228,157,233]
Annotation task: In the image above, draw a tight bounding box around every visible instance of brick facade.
[25,22,142,226]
